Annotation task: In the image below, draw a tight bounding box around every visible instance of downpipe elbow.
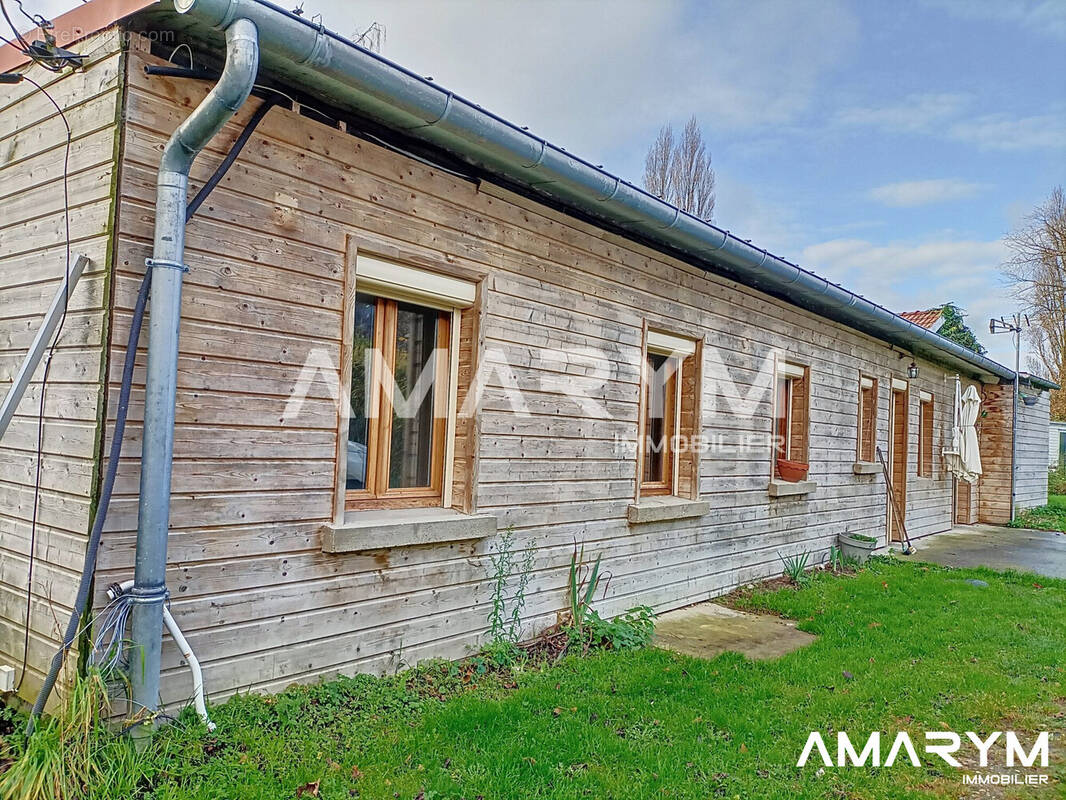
[160,17,260,175]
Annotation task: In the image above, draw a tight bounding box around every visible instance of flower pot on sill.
[838,533,878,564]
[776,458,809,483]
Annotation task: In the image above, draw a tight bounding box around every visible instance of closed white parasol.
[944,378,982,483]
[958,385,983,482]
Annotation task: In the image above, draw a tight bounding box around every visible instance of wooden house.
[0,0,1054,712]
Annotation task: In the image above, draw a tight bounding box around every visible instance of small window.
[774,362,809,476]
[918,391,934,477]
[639,330,699,498]
[858,376,877,463]
[348,293,451,506]
[343,254,475,512]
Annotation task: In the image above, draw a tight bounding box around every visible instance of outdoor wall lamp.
[907,362,919,379]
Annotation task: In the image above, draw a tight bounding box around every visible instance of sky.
[30,0,1066,367]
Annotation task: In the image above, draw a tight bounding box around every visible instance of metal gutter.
[170,0,1057,391]
[128,14,258,728]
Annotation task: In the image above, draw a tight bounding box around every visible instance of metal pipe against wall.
[111,580,215,730]
[1011,325,1019,521]
[129,16,258,730]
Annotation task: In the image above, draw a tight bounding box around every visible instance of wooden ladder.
[876,445,913,551]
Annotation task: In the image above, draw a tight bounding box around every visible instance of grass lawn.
[1009,493,1066,531]
[6,559,1065,799]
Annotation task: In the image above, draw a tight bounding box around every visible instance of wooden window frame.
[918,391,934,478]
[887,379,909,542]
[773,360,810,477]
[857,374,878,463]
[345,296,452,511]
[638,329,696,499]
[639,350,680,497]
[335,246,474,519]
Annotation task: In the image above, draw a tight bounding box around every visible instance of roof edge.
[34,0,1059,392]
[0,0,156,73]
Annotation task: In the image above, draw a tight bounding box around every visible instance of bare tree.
[642,115,715,221]
[644,125,674,201]
[1002,186,1066,418]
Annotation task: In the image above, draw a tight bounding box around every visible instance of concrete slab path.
[913,524,1066,579]
[654,602,816,661]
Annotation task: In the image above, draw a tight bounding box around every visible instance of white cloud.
[309,0,858,171]
[867,179,983,207]
[833,93,971,134]
[800,236,1025,365]
[835,92,1065,153]
[923,0,1066,42]
[947,112,1066,151]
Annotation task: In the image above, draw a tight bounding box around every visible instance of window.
[774,361,809,476]
[858,375,877,463]
[639,330,699,498]
[343,254,475,511]
[918,391,934,477]
[347,293,450,505]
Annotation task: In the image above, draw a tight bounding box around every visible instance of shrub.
[584,606,656,651]
[1048,465,1066,496]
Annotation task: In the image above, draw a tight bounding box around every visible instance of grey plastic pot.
[839,533,878,565]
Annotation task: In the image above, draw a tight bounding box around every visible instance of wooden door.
[888,387,908,542]
[955,479,973,525]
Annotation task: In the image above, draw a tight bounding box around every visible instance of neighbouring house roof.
[899,308,944,330]
[0,0,155,72]
[1,0,1059,392]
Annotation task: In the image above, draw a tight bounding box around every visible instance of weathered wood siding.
[1015,390,1049,511]
[103,45,966,707]
[977,384,1013,524]
[975,384,1048,521]
[0,31,123,702]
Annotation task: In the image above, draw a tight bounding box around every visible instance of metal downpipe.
[129,16,258,730]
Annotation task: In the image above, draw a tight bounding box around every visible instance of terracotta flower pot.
[776,458,809,483]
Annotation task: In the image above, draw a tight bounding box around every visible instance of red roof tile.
[900,308,944,330]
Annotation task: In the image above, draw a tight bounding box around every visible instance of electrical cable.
[89,591,134,674]
[28,49,277,730]
[26,268,152,736]
[11,0,46,36]
[187,94,280,220]
[14,73,72,694]
[1,0,83,72]
[0,0,31,55]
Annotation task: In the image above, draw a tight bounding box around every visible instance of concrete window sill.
[853,462,880,475]
[768,479,817,498]
[321,507,497,553]
[628,496,710,524]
